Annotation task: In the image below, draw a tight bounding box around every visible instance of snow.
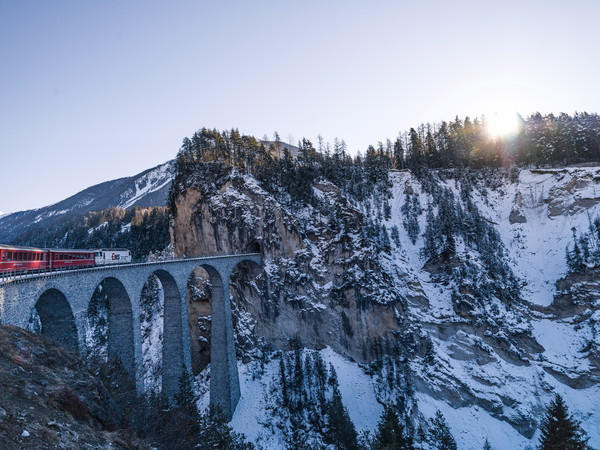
[118,161,173,209]
[88,221,108,235]
[381,168,600,448]
[532,319,591,372]
[482,168,600,306]
[416,393,532,450]
[226,347,383,447]
[320,347,383,432]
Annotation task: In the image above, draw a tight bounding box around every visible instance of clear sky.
[1,0,599,214]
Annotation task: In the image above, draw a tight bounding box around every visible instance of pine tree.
[326,372,358,449]
[428,410,457,450]
[199,404,255,449]
[372,404,413,449]
[537,394,590,450]
[393,138,405,170]
[174,365,199,421]
[483,438,493,450]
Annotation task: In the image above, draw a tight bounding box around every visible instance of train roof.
[95,248,130,252]
[47,248,95,253]
[0,243,46,252]
[0,244,95,253]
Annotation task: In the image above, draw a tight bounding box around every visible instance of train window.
[7,252,11,261]
[1,252,4,261]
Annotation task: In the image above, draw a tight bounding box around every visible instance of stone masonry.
[0,253,261,420]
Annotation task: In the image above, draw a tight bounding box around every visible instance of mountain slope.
[0,160,174,243]
[168,164,599,449]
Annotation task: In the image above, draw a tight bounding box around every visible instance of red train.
[0,244,96,276]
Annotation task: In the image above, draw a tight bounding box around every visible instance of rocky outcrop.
[544,269,600,387]
[172,173,408,366]
[171,166,600,444]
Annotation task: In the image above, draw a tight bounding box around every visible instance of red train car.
[0,244,95,276]
[48,248,95,270]
[0,244,48,275]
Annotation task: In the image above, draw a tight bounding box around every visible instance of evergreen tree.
[537,394,590,450]
[199,405,255,449]
[372,404,413,449]
[393,138,405,170]
[428,410,457,450]
[174,365,199,421]
[483,438,493,450]
[325,373,358,449]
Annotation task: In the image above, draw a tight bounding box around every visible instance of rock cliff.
[171,165,600,448]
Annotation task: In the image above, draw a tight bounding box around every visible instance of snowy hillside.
[0,160,174,243]
[179,166,600,449]
[386,167,600,448]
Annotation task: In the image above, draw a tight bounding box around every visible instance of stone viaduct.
[0,253,261,419]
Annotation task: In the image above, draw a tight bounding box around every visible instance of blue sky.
[1,0,599,213]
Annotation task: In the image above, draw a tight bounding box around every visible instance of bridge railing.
[0,253,261,285]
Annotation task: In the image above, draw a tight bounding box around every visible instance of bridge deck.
[0,253,261,286]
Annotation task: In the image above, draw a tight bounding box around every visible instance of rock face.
[172,166,600,446]
[172,173,409,366]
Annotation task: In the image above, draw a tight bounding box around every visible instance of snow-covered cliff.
[171,166,599,449]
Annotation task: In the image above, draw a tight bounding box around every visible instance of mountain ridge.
[0,160,174,243]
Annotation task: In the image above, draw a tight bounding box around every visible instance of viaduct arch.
[0,253,261,420]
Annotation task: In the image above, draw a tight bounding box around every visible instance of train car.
[1,244,131,278]
[48,248,95,270]
[94,248,132,265]
[0,244,49,275]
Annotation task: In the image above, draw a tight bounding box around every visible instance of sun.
[486,111,519,138]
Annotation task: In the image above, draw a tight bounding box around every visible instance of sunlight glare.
[486,111,519,138]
